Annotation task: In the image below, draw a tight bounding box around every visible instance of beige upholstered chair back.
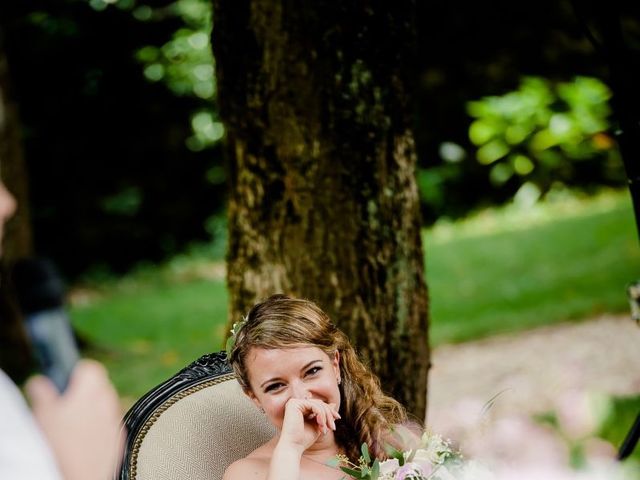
[118,353,276,480]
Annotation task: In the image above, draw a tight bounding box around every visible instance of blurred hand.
[26,359,125,480]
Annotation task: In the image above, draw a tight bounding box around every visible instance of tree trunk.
[0,25,35,382]
[212,0,430,421]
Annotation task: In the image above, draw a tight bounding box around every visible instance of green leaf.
[384,446,399,459]
[477,139,509,165]
[383,443,405,466]
[512,154,535,176]
[339,466,362,478]
[469,120,496,145]
[361,443,371,464]
[489,162,513,186]
[371,459,380,480]
[505,124,532,145]
[224,335,234,358]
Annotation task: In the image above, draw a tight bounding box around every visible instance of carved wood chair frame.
[116,351,233,480]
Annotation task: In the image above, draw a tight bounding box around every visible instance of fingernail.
[323,427,328,435]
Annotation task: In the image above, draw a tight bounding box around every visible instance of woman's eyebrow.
[299,359,322,372]
[259,359,323,388]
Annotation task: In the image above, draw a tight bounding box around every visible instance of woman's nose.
[291,382,311,400]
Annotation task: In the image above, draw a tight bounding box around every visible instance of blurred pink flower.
[394,462,427,479]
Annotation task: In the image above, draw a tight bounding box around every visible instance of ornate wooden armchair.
[116,352,276,480]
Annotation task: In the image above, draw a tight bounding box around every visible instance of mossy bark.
[212,0,429,421]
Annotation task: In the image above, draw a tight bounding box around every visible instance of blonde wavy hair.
[228,294,408,461]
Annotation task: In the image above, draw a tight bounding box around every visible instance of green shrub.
[467,77,623,202]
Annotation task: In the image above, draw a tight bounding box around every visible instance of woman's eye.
[265,383,283,393]
[306,366,322,376]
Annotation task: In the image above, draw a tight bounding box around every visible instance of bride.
[223,294,414,480]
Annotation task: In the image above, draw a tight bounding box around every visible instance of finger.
[320,402,336,432]
[294,399,315,418]
[69,359,109,391]
[323,403,337,431]
[25,375,59,411]
[328,402,342,419]
[307,400,336,432]
[308,402,328,434]
[328,411,337,431]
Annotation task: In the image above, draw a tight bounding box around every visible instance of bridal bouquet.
[333,431,489,480]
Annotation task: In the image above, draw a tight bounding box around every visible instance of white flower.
[378,458,400,477]
[413,447,440,465]
[418,432,450,464]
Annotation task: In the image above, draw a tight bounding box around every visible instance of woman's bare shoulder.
[222,440,275,480]
[223,456,266,480]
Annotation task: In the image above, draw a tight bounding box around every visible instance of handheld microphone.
[12,257,79,392]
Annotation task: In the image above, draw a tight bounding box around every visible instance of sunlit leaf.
[505,124,531,145]
[513,181,541,207]
[511,154,535,176]
[477,139,509,165]
[132,6,153,21]
[469,120,496,145]
[530,129,557,151]
[489,162,513,185]
[143,64,165,81]
[549,113,573,138]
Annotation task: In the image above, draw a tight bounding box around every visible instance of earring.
[337,377,341,385]
[259,407,264,413]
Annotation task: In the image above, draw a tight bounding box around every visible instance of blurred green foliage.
[90,0,224,153]
[466,76,622,203]
[1,0,229,276]
[416,76,626,223]
[134,0,214,98]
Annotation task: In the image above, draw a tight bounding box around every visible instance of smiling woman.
[225,294,414,480]
[246,346,342,432]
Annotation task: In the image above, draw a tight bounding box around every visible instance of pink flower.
[395,462,428,479]
[411,455,435,477]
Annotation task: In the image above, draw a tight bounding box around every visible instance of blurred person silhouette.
[0,180,124,479]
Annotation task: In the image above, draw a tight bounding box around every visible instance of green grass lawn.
[70,189,640,402]
[71,279,229,403]
[426,191,640,344]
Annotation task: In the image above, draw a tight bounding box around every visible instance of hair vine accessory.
[225,315,248,360]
